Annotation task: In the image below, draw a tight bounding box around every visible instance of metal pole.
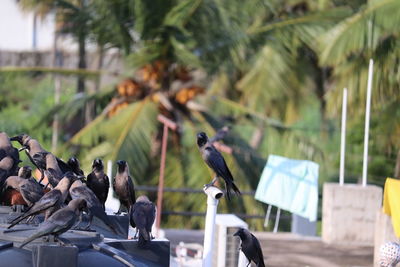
[362,59,374,187]
[273,208,281,233]
[339,88,348,186]
[156,124,169,235]
[202,186,223,267]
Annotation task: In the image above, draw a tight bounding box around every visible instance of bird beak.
[233,230,239,236]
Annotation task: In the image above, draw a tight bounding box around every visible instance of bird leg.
[56,236,71,246]
[83,213,93,230]
[204,176,218,188]
[43,182,50,190]
[26,215,36,224]
[133,229,138,239]
[72,213,84,229]
[150,232,155,240]
[38,169,45,184]
[246,262,250,267]
[114,206,122,215]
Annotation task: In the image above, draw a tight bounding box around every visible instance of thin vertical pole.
[156,124,169,235]
[339,88,348,186]
[362,59,374,187]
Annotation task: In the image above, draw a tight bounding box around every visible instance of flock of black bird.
[0,130,265,266]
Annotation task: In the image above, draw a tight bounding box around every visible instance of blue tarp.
[255,154,319,222]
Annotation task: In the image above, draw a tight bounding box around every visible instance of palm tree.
[318,0,400,181]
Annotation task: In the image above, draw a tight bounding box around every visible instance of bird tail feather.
[226,181,241,201]
[90,206,119,235]
[138,228,150,248]
[19,230,45,248]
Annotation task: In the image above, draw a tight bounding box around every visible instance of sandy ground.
[164,229,374,267]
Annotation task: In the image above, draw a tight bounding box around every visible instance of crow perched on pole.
[19,198,87,248]
[196,132,240,200]
[86,159,109,210]
[233,228,265,267]
[113,160,136,215]
[130,195,156,248]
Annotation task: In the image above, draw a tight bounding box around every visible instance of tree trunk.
[77,34,86,93]
[395,149,400,178]
[85,45,104,124]
[51,29,61,151]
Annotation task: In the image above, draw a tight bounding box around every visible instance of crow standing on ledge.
[86,159,109,210]
[67,157,84,176]
[19,198,87,248]
[130,195,156,248]
[8,173,77,229]
[233,228,265,267]
[113,160,136,216]
[196,132,240,200]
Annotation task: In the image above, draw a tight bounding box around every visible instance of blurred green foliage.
[1,0,399,231]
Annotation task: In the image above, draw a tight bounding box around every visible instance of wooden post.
[155,115,177,236]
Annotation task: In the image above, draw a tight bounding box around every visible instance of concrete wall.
[374,211,399,267]
[322,183,383,245]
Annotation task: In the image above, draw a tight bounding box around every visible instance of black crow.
[67,156,84,176]
[130,195,156,247]
[19,198,87,248]
[113,160,136,214]
[233,228,265,267]
[8,173,77,228]
[196,132,240,200]
[86,159,109,210]
[69,179,119,234]
[0,132,20,186]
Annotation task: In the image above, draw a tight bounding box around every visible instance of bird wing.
[103,174,110,199]
[251,234,265,267]
[205,147,234,181]
[127,176,136,206]
[48,209,76,228]
[56,157,72,174]
[86,172,95,187]
[132,202,150,240]
[70,186,100,208]
[29,189,62,213]
[145,202,156,232]
[19,181,44,204]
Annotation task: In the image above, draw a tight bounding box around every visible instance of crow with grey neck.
[130,195,156,248]
[3,166,44,206]
[196,132,240,200]
[32,152,65,188]
[19,198,87,248]
[0,132,20,186]
[233,228,265,267]
[10,134,70,182]
[69,179,119,234]
[86,159,109,210]
[113,160,136,215]
[8,173,77,229]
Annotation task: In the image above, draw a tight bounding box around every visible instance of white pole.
[105,160,120,215]
[202,186,223,267]
[362,59,374,187]
[339,88,348,186]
